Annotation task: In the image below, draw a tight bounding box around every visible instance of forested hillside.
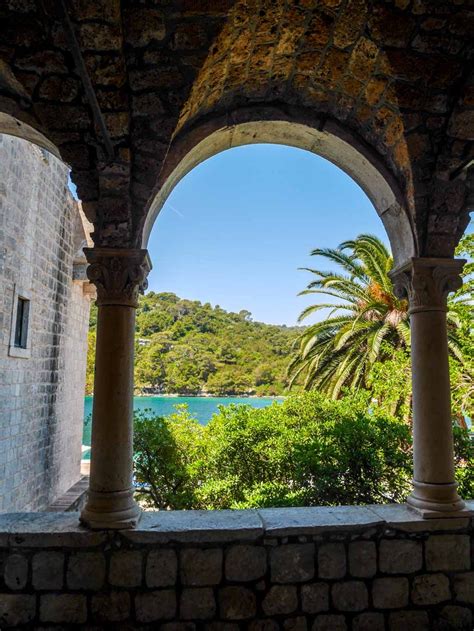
[86,292,301,396]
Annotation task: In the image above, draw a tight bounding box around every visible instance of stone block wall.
[0,505,472,629]
[0,134,91,511]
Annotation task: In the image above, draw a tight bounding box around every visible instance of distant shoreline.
[85,393,285,399]
[140,394,284,399]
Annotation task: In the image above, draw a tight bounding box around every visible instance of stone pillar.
[390,257,469,517]
[80,247,151,529]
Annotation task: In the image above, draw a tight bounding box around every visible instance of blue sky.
[146,144,387,325]
[70,144,388,325]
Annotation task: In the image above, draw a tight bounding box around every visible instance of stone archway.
[141,107,416,268]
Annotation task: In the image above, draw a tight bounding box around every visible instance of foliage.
[85,330,96,395]
[133,391,473,510]
[132,392,417,509]
[450,234,474,420]
[198,391,414,508]
[453,425,474,499]
[134,405,204,509]
[85,293,300,396]
[289,233,468,402]
[289,235,410,396]
[366,346,412,421]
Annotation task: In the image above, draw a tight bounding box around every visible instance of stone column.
[80,247,151,529]
[390,257,469,517]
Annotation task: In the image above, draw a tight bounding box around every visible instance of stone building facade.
[0,134,91,511]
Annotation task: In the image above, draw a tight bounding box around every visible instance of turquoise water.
[82,396,281,458]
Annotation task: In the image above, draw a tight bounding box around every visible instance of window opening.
[14,296,29,349]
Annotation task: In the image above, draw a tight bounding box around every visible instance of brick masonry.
[0,505,472,629]
[0,134,91,511]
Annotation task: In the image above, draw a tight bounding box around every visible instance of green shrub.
[195,392,413,508]
[133,405,204,509]
[132,391,474,510]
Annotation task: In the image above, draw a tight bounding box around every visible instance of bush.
[133,391,474,510]
[195,392,413,508]
[134,405,204,509]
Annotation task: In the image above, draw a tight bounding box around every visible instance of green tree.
[450,234,474,421]
[85,331,96,395]
[133,392,473,511]
[134,406,204,509]
[289,234,464,398]
[86,291,300,396]
[206,367,252,395]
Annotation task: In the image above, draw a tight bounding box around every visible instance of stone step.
[47,476,89,513]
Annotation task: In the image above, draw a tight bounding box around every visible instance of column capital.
[84,247,152,308]
[389,257,465,314]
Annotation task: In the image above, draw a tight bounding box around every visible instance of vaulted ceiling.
[1,0,472,257]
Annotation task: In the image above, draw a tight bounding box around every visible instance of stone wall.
[0,504,472,629]
[0,134,90,511]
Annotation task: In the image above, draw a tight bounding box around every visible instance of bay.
[83,395,282,458]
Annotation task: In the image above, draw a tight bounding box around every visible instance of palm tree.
[288,234,463,398]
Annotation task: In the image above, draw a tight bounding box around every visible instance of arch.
[141,107,416,267]
[0,113,61,161]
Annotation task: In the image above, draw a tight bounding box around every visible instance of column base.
[407,480,473,518]
[80,488,142,530]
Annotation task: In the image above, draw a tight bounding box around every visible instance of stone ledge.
[0,513,107,548]
[259,506,383,536]
[0,503,471,547]
[123,510,264,544]
[368,503,473,533]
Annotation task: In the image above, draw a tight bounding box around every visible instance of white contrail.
[167,202,185,218]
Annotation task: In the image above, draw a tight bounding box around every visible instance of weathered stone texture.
[181,548,223,586]
[389,610,430,631]
[270,544,315,582]
[372,577,409,609]
[2,0,471,256]
[312,614,347,631]
[284,615,307,631]
[437,605,473,630]
[262,586,298,615]
[318,543,346,579]
[0,594,36,627]
[301,583,329,614]
[225,545,266,581]
[219,586,257,620]
[135,590,177,622]
[0,135,91,512]
[454,572,474,604]
[67,552,106,590]
[91,591,131,622]
[425,535,471,571]
[40,593,87,623]
[0,511,472,627]
[412,573,451,605]
[4,554,28,590]
[379,539,422,574]
[332,581,368,612]
[180,588,216,620]
[353,612,385,631]
[146,549,178,587]
[32,551,64,590]
[109,550,143,587]
[348,541,376,578]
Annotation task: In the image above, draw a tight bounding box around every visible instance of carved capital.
[84,248,151,307]
[389,258,465,314]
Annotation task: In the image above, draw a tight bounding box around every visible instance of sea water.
[82,395,282,458]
